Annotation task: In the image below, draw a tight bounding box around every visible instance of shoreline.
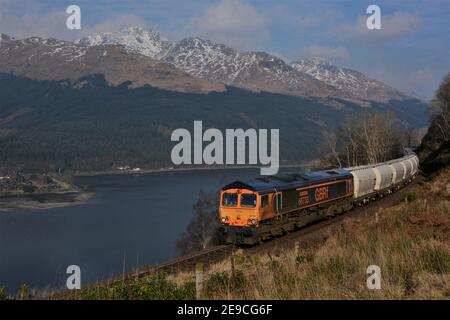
[73,163,311,178]
[0,191,94,212]
[0,163,312,211]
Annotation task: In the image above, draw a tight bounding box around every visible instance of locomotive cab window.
[261,195,269,207]
[241,194,257,207]
[222,193,238,207]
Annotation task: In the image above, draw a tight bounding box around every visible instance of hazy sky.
[1,0,449,100]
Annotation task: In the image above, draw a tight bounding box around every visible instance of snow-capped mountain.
[0,34,90,67]
[77,27,172,60]
[2,27,420,104]
[0,33,224,93]
[0,31,428,173]
[291,57,408,102]
[164,37,338,97]
[164,37,242,82]
[78,27,414,103]
[79,29,340,98]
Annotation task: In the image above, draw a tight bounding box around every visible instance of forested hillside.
[417,74,450,173]
[0,73,427,173]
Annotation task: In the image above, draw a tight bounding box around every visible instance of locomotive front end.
[220,188,259,227]
[219,188,261,245]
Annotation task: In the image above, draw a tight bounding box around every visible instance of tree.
[324,111,403,167]
[428,74,450,142]
[177,190,222,255]
[418,74,450,173]
[322,130,342,168]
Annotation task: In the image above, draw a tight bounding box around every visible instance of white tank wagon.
[346,153,420,204]
[389,160,406,185]
[412,158,418,174]
[403,158,414,179]
[346,165,377,202]
[387,154,419,185]
[373,164,394,192]
[409,155,419,176]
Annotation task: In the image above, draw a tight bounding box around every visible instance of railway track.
[46,177,419,299]
[46,244,234,299]
[134,244,234,276]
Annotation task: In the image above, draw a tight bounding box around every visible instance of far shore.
[0,191,94,212]
[73,162,311,178]
[0,163,312,212]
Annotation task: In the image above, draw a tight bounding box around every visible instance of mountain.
[163,37,339,98]
[0,73,425,173]
[291,57,408,103]
[77,27,172,60]
[0,29,429,173]
[2,27,427,106]
[78,27,422,104]
[78,29,340,98]
[0,34,224,93]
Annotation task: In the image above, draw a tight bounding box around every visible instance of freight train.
[219,154,419,245]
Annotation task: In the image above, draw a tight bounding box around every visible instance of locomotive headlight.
[248,219,257,225]
[221,217,228,224]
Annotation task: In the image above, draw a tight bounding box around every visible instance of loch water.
[0,167,302,293]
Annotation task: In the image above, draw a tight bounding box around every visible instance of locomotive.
[219,154,419,245]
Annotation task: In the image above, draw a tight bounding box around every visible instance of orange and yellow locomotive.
[219,170,354,245]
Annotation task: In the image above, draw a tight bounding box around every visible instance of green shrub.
[17,284,30,300]
[420,246,450,274]
[78,273,195,300]
[406,193,417,202]
[206,272,231,296]
[0,286,10,300]
[296,254,313,265]
[21,184,36,193]
[205,271,246,298]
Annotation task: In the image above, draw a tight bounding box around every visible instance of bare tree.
[322,130,342,168]
[177,190,222,255]
[324,111,403,167]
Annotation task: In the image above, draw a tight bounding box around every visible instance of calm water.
[0,168,285,293]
